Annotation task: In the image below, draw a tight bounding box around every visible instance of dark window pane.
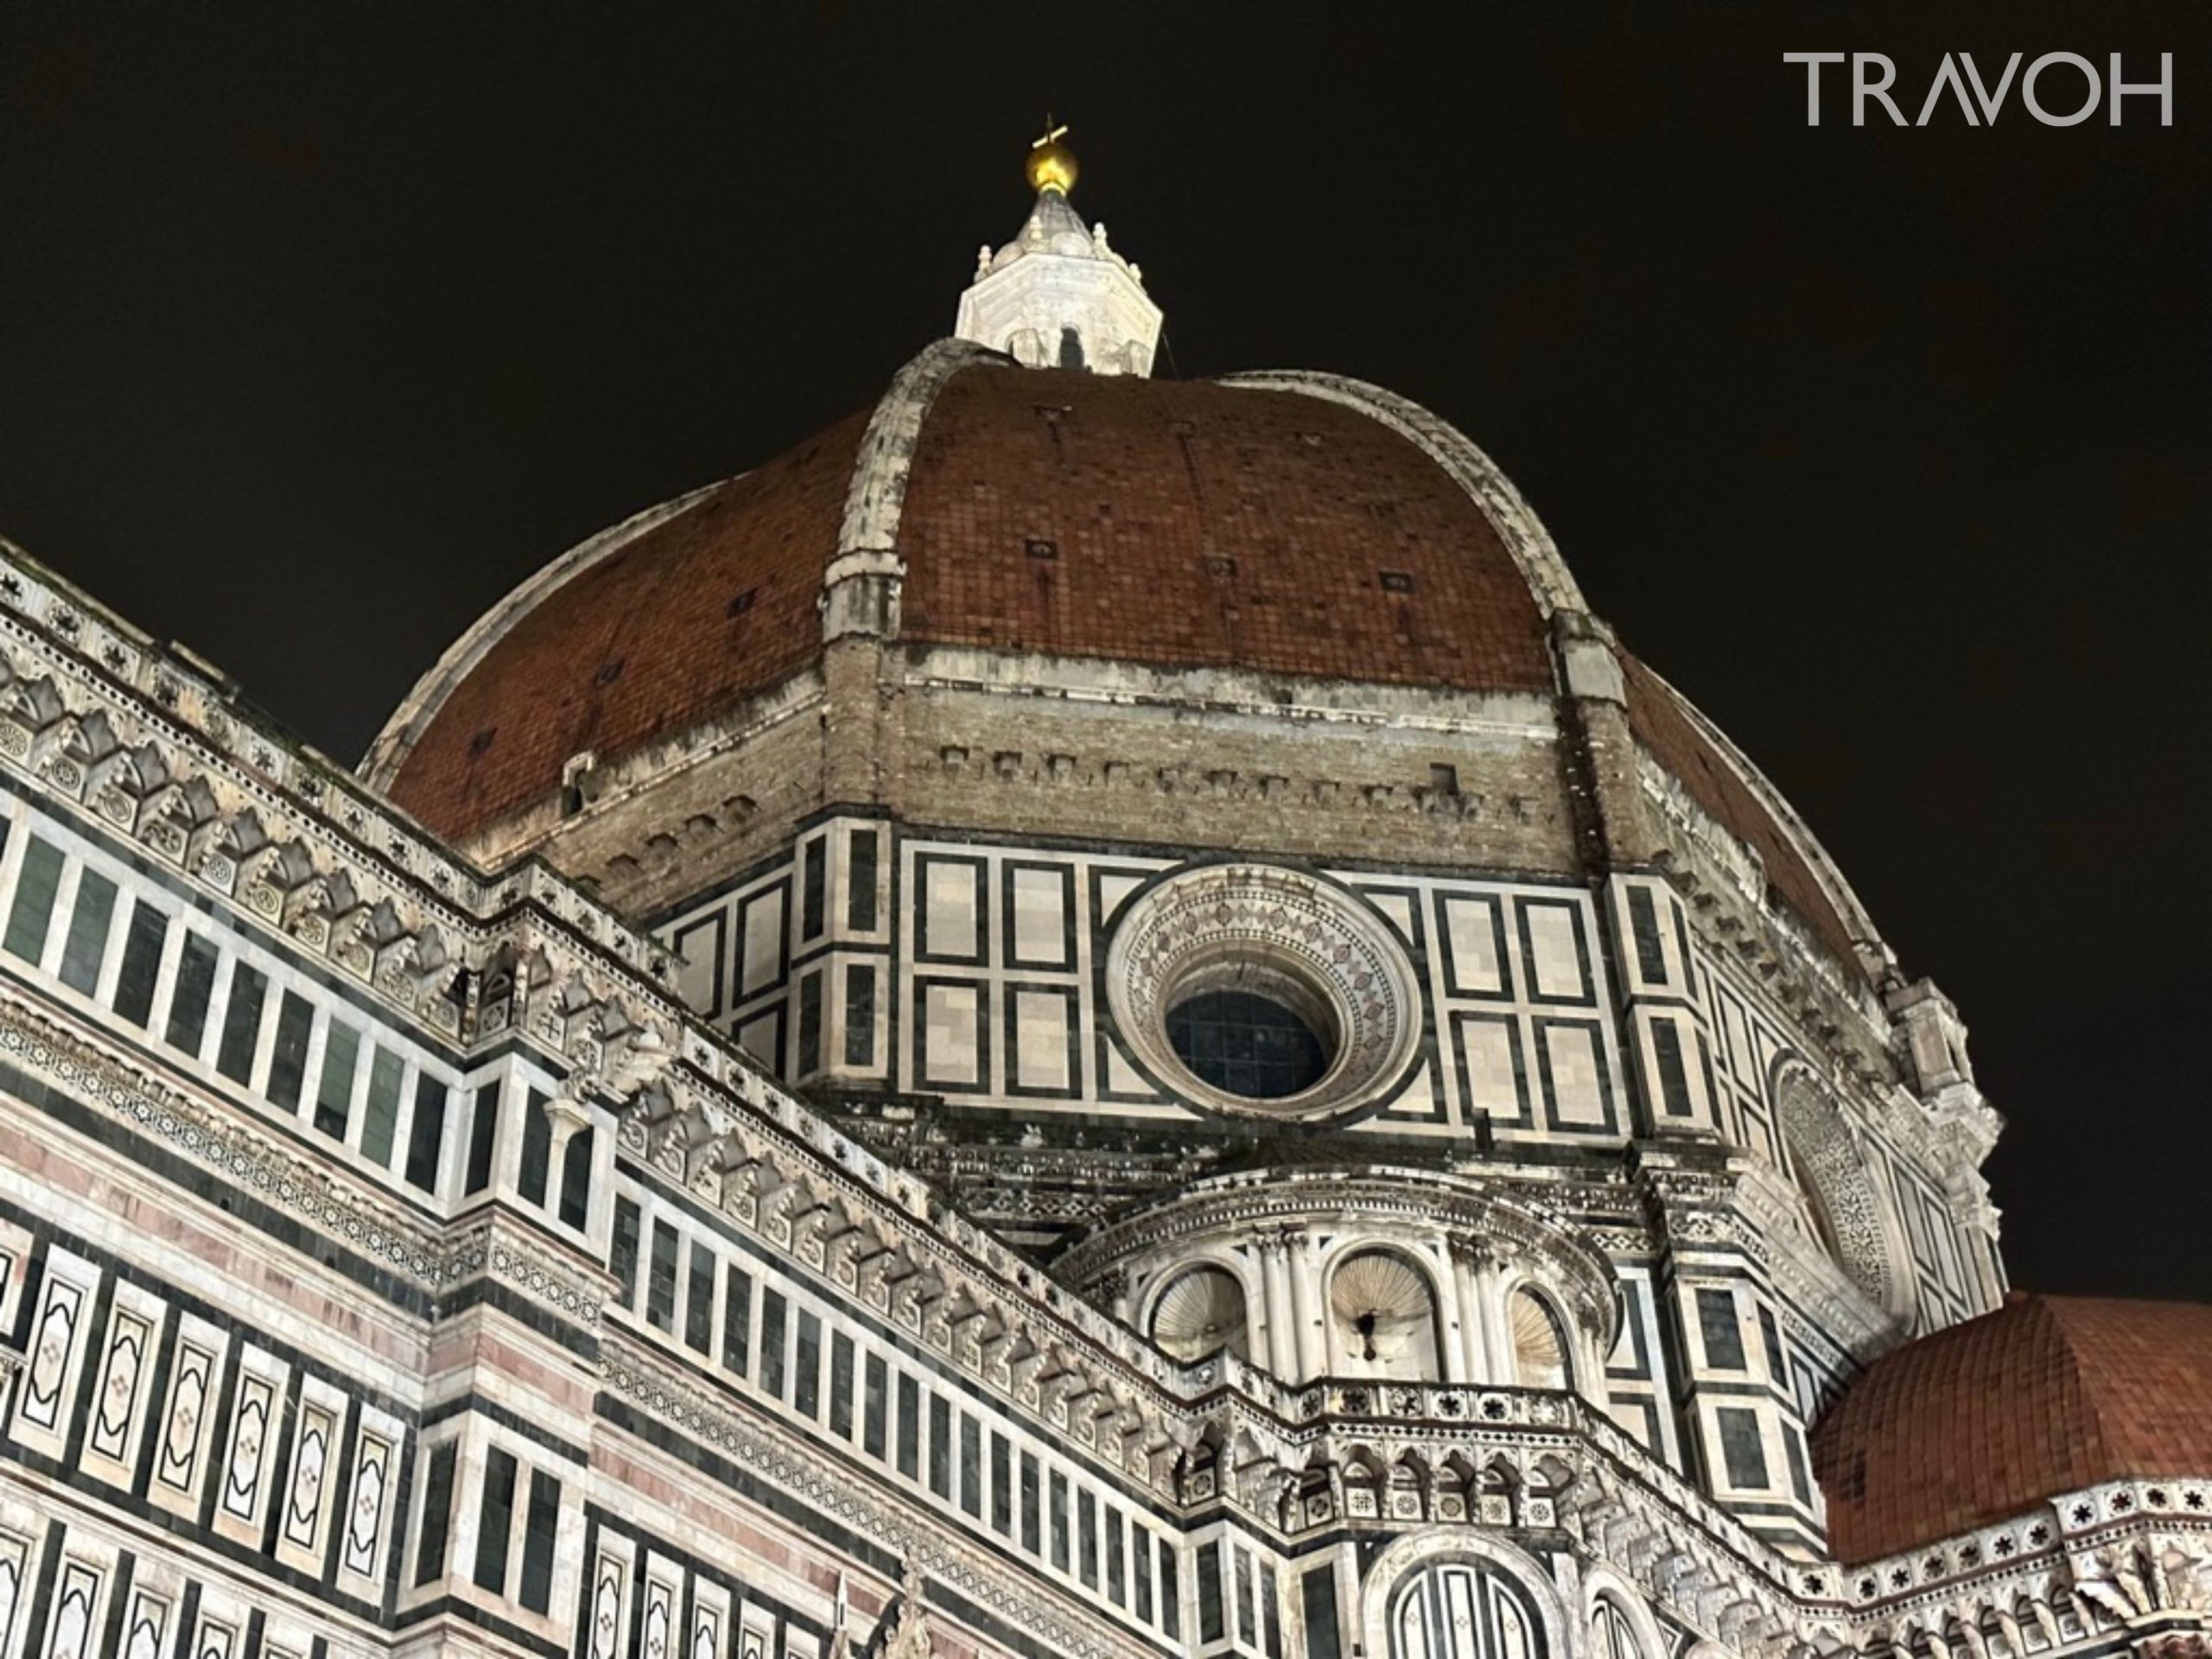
[798,972,823,1074]
[57,868,116,994]
[895,1373,918,1479]
[474,1446,518,1592]
[1107,1508,1126,1605]
[842,963,875,1067]
[959,1414,982,1517]
[796,1312,822,1419]
[1197,1541,1224,1642]
[517,1090,552,1205]
[3,836,64,963]
[1262,1562,1282,1659]
[1758,1306,1788,1382]
[519,1469,560,1614]
[313,1020,360,1140]
[645,1221,679,1332]
[1166,989,1328,1099]
[266,992,315,1110]
[1698,1288,1746,1370]
[611,1198,642,1308]
[1160,1538,1180,1634]
[760,1290,788,1396]
[801,837,826,938]
[863,1352,887,1458]
[1020,1452,1040,1553]
[1628,885,1669,982]
[1300,1568,1339,1659]
[557,1124,593,1229]
[166,934,220,1057]
[1236,1548,1255,1644]
[359,1045,404,1165]
[112,901,168,1027]
[723,1269,753,1375]
[1718,1406,1770,1490]
[830,1333,855,1438]
[989,1433,1011,1535]
[1135,1529,1154,1622]
[1077,1491,1097,1587]
[928,1395,951,1497]
[404,1076,449,1192]
[414,1442,457,1585]
[683,1242,716,1353]
[848,829,878,931]
[1653,1020,1694,1117]
[1049,1471,1070,1572]
[462,1082,501,1194]
[1783,1423,1814,1504]
[214,962,268,1084]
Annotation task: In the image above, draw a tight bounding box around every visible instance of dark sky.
[2,3,2206,1301]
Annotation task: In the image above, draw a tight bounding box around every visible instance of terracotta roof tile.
[895,366,1556,693]
[1812,1295,2212,1561]
[387,409,869,840]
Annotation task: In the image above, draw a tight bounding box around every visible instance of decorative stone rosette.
[1103,861,1421,1122]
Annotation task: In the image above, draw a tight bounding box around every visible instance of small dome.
[1811,1294,2212,1561]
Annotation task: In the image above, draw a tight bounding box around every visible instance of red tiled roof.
[894,366,1557,692]
[382,364,1561,842]
[385,410,870,840]
[1619,651,1861,969]
[1812,1294,2212,1562]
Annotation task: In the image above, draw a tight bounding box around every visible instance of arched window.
[1390,1563,1541,1659]
[1149,1266,1249,1363]
[1509,1288,1571,1390]
[1329,1249,1441,1381]
[1591,1599,1642,1659]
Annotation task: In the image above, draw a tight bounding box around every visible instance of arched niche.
[1328,1248,1442,1381]
[1147,1263,1251,1363]
[1508,1287,1573,1390]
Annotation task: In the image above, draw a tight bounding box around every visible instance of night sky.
[2,4,2205,1301]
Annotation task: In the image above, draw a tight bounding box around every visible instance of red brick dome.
[1812,1294,2212,1561]
[360,343,1876,977]
[366,351,1560,842]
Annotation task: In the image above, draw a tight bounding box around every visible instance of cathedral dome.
[365,346,1876,976]
[1811,1294,2212,1561]
[369,359,1562,840]
[365,143,1891,998]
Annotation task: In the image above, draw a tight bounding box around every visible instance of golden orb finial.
[1026,118,1077,197]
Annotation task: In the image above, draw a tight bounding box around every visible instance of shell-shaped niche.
[1510,1287,1570,1389]
[1329,1249,1440,1378]
[1150,1266,1250,1363]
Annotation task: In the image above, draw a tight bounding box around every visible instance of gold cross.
[1033,117,1068,150]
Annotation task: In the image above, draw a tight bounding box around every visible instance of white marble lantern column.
[1476,1250,1513,1387]
[1261,1231,1299,1377]
[1450,1243,1489,1385]
[1287,1230,1326,1382]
